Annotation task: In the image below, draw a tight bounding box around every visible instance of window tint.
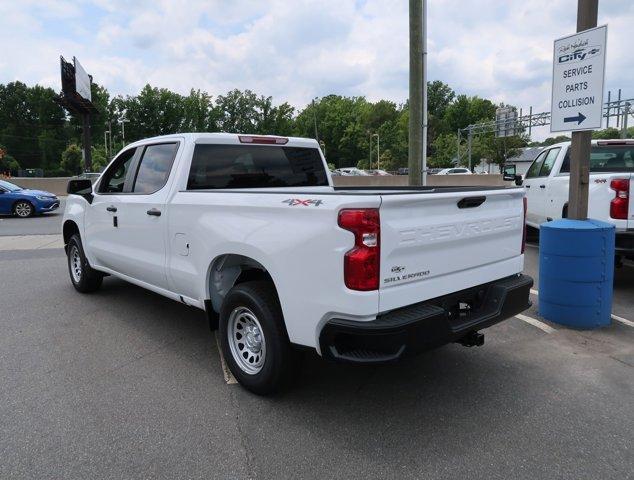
[133,143,178,194]
[525,151,547,178]
[561,146,634,173]
[99,148,136,193]
[187,145,328,190]
[538,148,561,177]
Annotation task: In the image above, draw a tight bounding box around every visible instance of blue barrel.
[539,219,615,329]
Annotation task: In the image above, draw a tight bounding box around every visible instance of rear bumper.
[615,231,634,255]
[319,274,533,364]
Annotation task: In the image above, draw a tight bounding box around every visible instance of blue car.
[0,179,60,218]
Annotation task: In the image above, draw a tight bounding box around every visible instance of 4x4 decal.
[282,199,324,207]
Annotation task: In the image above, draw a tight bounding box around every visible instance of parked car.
[427,168,443,175]
[0,179,59,217]
[335,167,370,176]
[366,169,391,176]
[436,168,473,175]
[63,133,532,394]
[397,167,409,175]
[521,139,633,264]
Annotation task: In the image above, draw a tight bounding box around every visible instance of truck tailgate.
[379,188,525,312]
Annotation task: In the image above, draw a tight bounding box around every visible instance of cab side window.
[98,148,136,193]
[525,150,547,178]
[538,148,561,177]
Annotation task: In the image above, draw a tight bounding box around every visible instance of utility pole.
[408,0,423,185]
[567,0,598,220]
[421,0,428,185]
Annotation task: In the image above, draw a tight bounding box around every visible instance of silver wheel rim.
[15,203,32,217]
[70,245,82,283]
[227,306,266,375]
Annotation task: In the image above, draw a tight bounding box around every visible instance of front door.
[85,147,138,274]
[523,150,548,226]
[111,142,180,289]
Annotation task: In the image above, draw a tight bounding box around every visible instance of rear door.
[378,188,525,312]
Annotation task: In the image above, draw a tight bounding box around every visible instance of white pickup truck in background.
[63,133,532,394]
[522,139,633,264]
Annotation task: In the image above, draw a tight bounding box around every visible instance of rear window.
[187,144,328,190]
[561,145,634,173]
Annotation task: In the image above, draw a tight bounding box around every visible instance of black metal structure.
[56,56,98,172]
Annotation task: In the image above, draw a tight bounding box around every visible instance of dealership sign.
[551,25,607,132]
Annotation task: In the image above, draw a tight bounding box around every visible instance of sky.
[0,0,632,140]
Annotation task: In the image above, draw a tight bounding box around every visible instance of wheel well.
[63,220,80,245]
[208,254,277,314]
[562,204,568,218]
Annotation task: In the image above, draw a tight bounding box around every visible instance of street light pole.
[371,133,380,170]
[119,117,129,148]
[567,0,598,220]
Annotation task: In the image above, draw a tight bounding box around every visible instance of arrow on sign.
[563,112,586,125]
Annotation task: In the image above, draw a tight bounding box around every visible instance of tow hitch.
[457,331,484,347]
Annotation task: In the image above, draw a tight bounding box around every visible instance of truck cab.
[523,139,633,261]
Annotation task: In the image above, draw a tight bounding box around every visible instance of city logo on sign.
[557,45,601,64]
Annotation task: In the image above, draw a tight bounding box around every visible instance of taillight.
[521,196,527,254]
[610,179,630,220]
[338,209,380,291]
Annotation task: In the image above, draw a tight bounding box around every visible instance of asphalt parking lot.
[1,209,632,479]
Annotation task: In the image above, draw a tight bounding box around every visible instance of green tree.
[60,144,83,175]
[592,127,620,139]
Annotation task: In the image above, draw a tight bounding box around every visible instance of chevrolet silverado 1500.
[523,139,633,264]
[63,133,532,394]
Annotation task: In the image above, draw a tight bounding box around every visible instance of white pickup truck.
[63,133,532,394]
[522,139,633,264]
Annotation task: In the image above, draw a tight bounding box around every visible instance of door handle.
[525,185,531,188]
[539,185,546,189]
[146,208,162,217]
[106,206,117,212]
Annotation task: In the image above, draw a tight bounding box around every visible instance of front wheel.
[13,201,34,218]
[67,234,103,293]
[219,281,300,395]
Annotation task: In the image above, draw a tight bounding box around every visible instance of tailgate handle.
[457,196,486,209]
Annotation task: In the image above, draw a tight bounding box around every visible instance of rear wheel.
[219,281,300,395]
[13,201,34,218]
[67,234,103,293]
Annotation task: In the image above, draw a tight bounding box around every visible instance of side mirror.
[514,175,523,186]
[502,164,517,181]
[67,179,93,203]
[67,179,92,195]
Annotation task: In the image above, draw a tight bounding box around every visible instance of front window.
[0,179,22,192]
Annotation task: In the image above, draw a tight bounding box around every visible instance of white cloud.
[0,0,632,140]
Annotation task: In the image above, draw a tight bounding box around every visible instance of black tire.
[67,234,103,293]
[13,201,34,218]
[219,281,300,395]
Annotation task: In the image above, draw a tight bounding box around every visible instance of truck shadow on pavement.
[50,274,632,478]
